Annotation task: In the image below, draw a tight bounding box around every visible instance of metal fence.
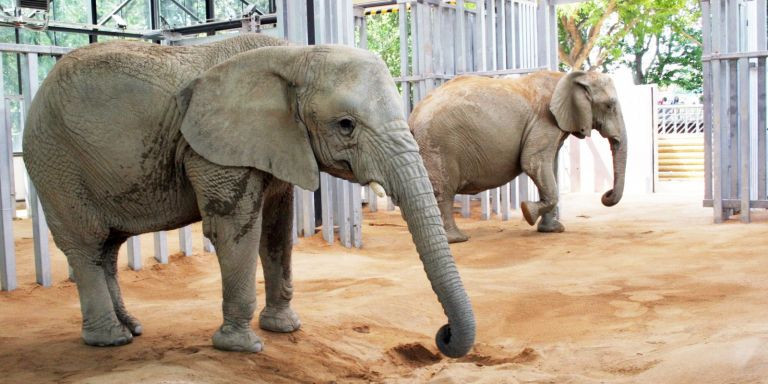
[359,0,558,221]
[657,105,705,136]
[701,0,768,223]
[0,0,559,290]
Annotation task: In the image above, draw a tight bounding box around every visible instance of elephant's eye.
[338,118,356,136]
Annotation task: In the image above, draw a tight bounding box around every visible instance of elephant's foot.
[82,321,134,347]
[259,306,301,333]
[213,324,263,353]
[520,201,539,226]
[445,227,469,243]
[116,312,143,336]
[537,218,565,233]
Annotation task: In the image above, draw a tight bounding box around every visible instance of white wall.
[560,76,656,195]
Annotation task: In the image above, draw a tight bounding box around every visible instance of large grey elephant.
[23,34,475,357]
[410,71,627,243]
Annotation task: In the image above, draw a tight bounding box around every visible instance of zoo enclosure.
[701,0,768,222]
[0,0,562,291]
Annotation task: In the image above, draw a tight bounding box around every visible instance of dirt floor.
[2,188,768,383]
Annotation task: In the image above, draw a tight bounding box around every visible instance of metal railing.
[657,105,705,136]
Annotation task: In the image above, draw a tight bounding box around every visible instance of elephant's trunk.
[601,128,627,207]
[373,131,475,358]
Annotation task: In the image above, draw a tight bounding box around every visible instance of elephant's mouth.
[572,132,585,139]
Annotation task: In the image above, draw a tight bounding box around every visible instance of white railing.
[657,104,704,136]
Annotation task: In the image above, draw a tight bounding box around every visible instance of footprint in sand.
[609,300,648,318]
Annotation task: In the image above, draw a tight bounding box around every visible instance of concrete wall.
[560,79,656,195]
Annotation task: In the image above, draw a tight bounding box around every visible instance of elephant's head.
[550,71,627,207]
[176,45,475,357]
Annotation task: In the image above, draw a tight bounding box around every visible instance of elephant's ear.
[176,49,320,191]
[550,71,593,138]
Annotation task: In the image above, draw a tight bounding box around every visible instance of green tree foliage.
[557,0,702,92]
[364,12,403,78]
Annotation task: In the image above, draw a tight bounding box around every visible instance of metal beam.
[0,43,71,55]
[21,53,51,287]
[0,51,15,291]
[96,0,135,26]
[168,0,203,23]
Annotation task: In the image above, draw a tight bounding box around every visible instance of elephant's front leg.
[520,157,564,232]
[186,153,266,353]
[258,182,301,333]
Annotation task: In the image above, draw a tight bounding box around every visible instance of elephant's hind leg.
[102,235,143,336]
[67,243,134,347]
[258,182,301,333]
[438,192,469,243]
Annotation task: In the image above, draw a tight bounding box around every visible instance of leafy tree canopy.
[558,0,702,92]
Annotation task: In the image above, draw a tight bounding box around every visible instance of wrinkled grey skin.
[23,34,475,357]
[410,71,627,243]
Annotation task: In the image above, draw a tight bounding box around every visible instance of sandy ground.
[1,187,768,383]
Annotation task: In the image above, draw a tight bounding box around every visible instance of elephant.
[22,33,475,357]
[409,71,627,243]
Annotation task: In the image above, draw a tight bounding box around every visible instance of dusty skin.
[1,190,767,383]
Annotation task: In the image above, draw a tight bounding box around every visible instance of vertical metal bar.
[153,231,168,264]
[536,0,548,68]
[411,1,421,102]
[491,187,500,216]
[507,0,515,68]
[486,0,496,71]
[480,190,490,220]
[0,70,14,290]
[711,0,724,222]
[509,178,518,210]
[321,173,334,244]
[399,1,410,115]
[739,57,750,222]
[307,0,316,44]
[89,0,98,43]
[337,179,351,247]
[203,237,215,253]
[127,236,141,270]
[301,189,314,238]
[368,186,378,212]
[292,188,299,244]
[548,2,557,70]
[757,0,767,200]
[21,53,50,286]
[456,0,466,73]
[294,185,302,237]
[702,0,713,201]
[460,195,470,218]
[179,226,192,256]
[2,106,13,220]
[500,182,510,220]
[497,0,506,69]
[150,0,160,30]
[350,183,362,248]
[727,1,739,208]
[518,174,529,208]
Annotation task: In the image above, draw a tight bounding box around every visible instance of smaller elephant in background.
[409,71,627,243]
